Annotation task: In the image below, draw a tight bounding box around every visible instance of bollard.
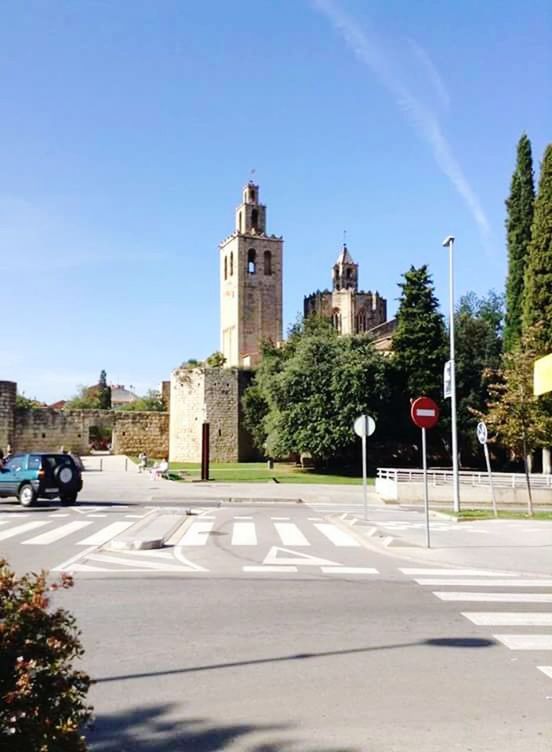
[125,457,128,472]
[100,458,103,472]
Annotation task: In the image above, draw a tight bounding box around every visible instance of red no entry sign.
[411,396,440,429]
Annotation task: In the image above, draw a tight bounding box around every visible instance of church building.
[304,244,394,348]
[219,182,283,367]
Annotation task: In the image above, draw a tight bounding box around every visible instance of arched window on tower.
[224,256,228,281]
[238,212,242,233]
[247,248,256,274]
[356,308,367,333]
[264,250,272,275]
[251,208,258,231]
[230,252,234,276]
[249,186,256,202]
[331,308,342,333]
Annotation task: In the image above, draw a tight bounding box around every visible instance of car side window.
[5,455,26,472]
[28,455,42,471]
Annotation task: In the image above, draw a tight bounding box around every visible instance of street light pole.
[442,235,460,513]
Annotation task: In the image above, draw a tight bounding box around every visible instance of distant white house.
[110,385,139,408]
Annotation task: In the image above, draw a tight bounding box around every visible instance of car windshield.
[4,455,25,472]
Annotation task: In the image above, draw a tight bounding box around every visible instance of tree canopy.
[504,134,535,351]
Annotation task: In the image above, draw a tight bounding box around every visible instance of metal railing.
[377,467,552,489]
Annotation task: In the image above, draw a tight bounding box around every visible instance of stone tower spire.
[333,243,358,292]
[220,183,283,367]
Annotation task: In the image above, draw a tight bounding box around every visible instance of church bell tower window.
[230,252,234,276]
[224,256,228,280]
[247,248,256,274]
[264,250,272,275]
[251,208,258,231]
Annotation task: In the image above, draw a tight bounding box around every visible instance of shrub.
[0,560,92,751]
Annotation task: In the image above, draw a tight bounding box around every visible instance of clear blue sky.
[1,0,550,402]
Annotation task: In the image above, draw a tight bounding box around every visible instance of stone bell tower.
[220,182,283,367]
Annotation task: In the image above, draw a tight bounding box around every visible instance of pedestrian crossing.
[0,511,364,552]
[400,566,552,685]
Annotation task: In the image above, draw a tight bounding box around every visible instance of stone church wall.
[169,366,255,463]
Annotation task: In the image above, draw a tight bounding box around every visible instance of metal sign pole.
[361,427,368,522]
[422,426,430,548]
[483,443,497,518]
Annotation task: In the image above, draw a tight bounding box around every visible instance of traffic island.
[108,512,191,551]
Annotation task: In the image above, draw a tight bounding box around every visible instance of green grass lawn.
[165,461,374,485]
[442,508,552,521]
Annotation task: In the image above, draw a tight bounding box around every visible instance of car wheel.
[19,484,37,507]
[60,493,78,505]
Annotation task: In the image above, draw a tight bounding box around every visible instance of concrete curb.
[108,511,191,551]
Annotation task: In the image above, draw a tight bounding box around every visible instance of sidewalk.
[80,455,385,505]
[335,507,552,577]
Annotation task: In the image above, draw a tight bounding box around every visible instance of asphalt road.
[2,496,552,751]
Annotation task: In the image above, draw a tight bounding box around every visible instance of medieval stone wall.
[0,381,16,451]
[169,366,255,463]
[13,409,110,454]
[112,412,169,458]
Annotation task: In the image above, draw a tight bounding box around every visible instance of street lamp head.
[442,235,455,247]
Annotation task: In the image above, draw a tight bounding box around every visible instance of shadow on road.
[92,637,496,685]
[88,703,360,752]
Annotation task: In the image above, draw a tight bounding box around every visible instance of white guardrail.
[377,468,552,489]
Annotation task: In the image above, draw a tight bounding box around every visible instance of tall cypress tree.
[392,265,447,399]
[522,143,552,354]
[504,134,534,351]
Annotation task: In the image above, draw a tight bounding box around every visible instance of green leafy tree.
[205,351,226,368]
[482,325,552,513]
[15,394,42,410]
[392,264,447,399]
[0,560,92,750]
[455,291,504,460]
[65,386,101,410]
[522,143,552,354]
[97,370,111,410]
[243,322,387,464]
[504,134,535,351]
[117,390,165,412]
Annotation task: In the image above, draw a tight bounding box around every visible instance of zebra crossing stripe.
[462,612,552,626]
[177,521,214,546]
[0,520,49,541]
[274,522,310,546]
[314,523,360,547]
[537,666,552,679]
[231,522,257,546]
[401,568,517,576]
[434,592,552,602]
[77,521,135,546]
[494,635,552,650]
[320,567,379,574]
[243,566,298,573]
[86,553,199,572]
[414,578,552,587]
[22,520,93,545]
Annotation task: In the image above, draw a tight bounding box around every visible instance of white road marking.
[66,563,115,572]
[52,545,99,571]
[321,567,379,574]
[0,520,49,541]
[401,568,517,576]
[307,517,322,521]
[494,635,552,650]
[77,521,134,546]
[414,578,552,587]
[177,521,214,546]
[86,553,197,572]
[231,522,257,546]
[462,612,552,626]
[274,522,310,546]
[434,592,552,603]
[23,521,93,545]
[537,666,552,679]
[271,516,290,521]
[0,521,10,526]
[263,546,340,567]
[87,514,108,518]
[314,523,361,547]
[125,514,146,519]
[234,516,252,520]
[243,566,298,573]
[49,513,70,518]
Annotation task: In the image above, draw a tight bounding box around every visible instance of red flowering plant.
[0,559,92,751]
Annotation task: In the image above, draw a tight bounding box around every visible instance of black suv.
[0,453,83,507]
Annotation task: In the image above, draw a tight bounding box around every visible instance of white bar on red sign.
[416,409,436,416]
